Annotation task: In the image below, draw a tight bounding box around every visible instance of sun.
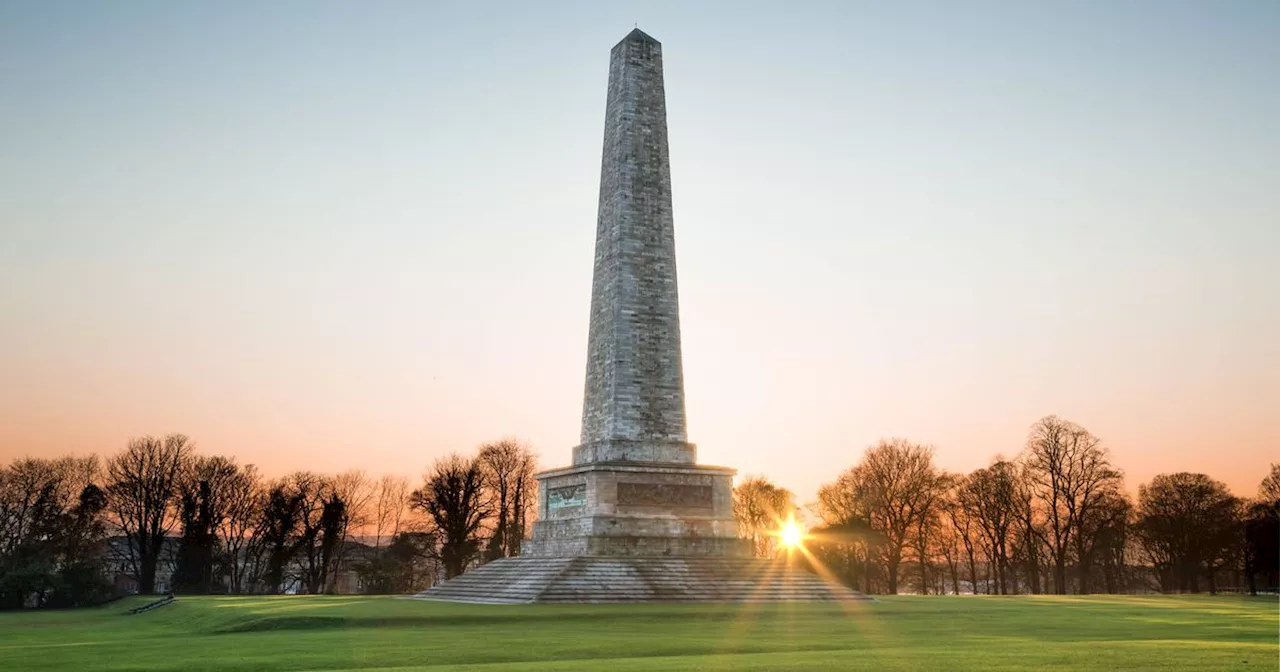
[779,518,804,548]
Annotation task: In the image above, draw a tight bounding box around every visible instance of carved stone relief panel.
[617,482,712,510]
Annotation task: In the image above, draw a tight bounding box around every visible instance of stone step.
[410,557,874,604]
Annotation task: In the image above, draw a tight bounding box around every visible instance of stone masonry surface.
[579,28,687,449]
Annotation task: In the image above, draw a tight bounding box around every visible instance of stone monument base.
[410,556,875,603]
[522,459,749,558]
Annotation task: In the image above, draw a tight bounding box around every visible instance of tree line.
[4,415,1276,607]
[0,435,536,608]
[731,415,1278,595]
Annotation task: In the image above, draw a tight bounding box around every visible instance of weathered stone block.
[572,438,696,465]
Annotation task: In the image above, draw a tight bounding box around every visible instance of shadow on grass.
[216,609,766,634]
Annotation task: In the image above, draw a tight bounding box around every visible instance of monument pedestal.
[413,452,873,602]
[522,457,751,558]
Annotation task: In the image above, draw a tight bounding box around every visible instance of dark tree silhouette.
[259,484,304,594]
[0,457,110,609]
[960,461,1018,594]
[815,468,881,593]
[1073,487,1131,594]
[1135,473,1240,593]
[105,435,193,594]
[1021,416,1122,594]
[943,479,981,594]
[173,479,216,593]
[732,476,795,558]
[855,439,950,594]
[216,463,263,594]
[356,532,439,594]
[1244,464,1280,594]
[478,440,537,560]
[411,454,490,579]
[273,472,345,595]
[315,494,346,594]
[173,456,242,593]
[1243,499,1279,594]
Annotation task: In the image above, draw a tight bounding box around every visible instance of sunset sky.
[2,1,1276,502]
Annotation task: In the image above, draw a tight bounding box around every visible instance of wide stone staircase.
[410,557,873,604]
[408,558,575,604]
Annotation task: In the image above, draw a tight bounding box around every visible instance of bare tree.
[0,456,108,607]
[1243,467,1279,594]
[173,455,250,593]
[294,473,329,594]
[1135,473,1240,593]
[251,471,349,595]
[373,474,410,548]
[814,466,880,593]
[478,439,538,560]
[943,480,981,594]
[1011,462,1047,594]
[326,470,372,592]
[1072,484,1131,594]
[962,460,1018,594]
[410,453,490,579]
[332,470,373,537]
[276,472,342,595]
[216,463,263,594]
[104,435,194,593]
[1,456,98,557]
[259,481,305,594]
[1081,488,1132,594]
[1259,463,1280,504]
[910,498,952,594]
[732,475,795,558]
[857,439,951,594]
[1021,416,1122,594]
[934,503,964,594]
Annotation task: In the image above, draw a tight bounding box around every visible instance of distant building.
[103,536,180,594]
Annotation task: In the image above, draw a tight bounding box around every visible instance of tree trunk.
[996,540,1007,595]
[1075,537,1089,595]
[919,552,929,595]
[138,533,160,594]
[887,549,901,594]
[444,555,464,580]
[139,555,157,594]
[863,546,873,594]
[512,477,525,556]
[1053,551,1068,594]
[966,548,978,595]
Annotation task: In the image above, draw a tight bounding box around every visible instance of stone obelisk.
[578,27,690,464]
[414,30,869,602]
[520,28,745,558]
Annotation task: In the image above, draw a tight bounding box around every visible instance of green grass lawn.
[0,594,1274,671]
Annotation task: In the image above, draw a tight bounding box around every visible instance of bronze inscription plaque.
[548,484,586,510]
[617,483,712,509]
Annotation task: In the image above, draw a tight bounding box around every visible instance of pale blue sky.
[2,1,1277,499]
